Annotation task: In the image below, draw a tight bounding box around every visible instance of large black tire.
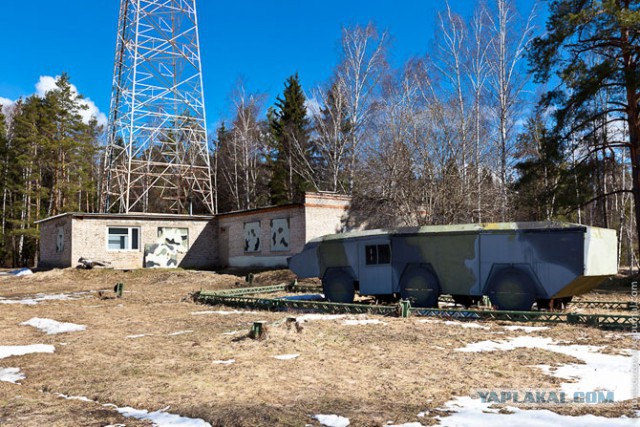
[487,268,535,311]
[399,265,440,308]
[322,269,355,303]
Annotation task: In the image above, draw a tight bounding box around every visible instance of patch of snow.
[191,310,258,315]
[21,318,86,335]
[0,293,80,305]
[0,367,25,384]
[295,314,348,322]
[443,321,489,329]
[312,414,350,427]
[168,330,193,336]
[342,319,385,326]
[456,336,639,401]
[0,344,55,359]
[213,359,235,365]
[126,334,148,339]
[273,354,300,360]
[222,330,240,335]
[437,396,640,426]
[58,393,94,403]
[114,405,212,427]
[417,411,428,417]
[57,394,211,426]
[503,325,550,333]
[10,268,33,276]
[276,294,324,301]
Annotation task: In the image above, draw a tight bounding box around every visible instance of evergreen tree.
[0,74,101,266]
[0,106,9,265]
[513,111,567,221]
[269,74,314,204]
[528,0,640,247]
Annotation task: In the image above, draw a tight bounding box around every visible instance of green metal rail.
[438,294,637,311]
[570,300,637,310]
[196,286,638,331]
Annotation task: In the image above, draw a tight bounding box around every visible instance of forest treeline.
[0,0,636,268]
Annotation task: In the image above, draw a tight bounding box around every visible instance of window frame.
[365,244,392,266]
[106,226,141,252]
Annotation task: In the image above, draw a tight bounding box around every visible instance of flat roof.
[312,221,590,242]
[35,212,214,224]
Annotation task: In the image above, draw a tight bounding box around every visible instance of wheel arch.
[482,263,545,297]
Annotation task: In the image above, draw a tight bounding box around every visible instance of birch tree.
[335,23,389,191]
[487,0,537,220]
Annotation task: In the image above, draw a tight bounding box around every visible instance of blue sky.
[0,0,546,130]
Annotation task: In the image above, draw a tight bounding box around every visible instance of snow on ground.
[0,367,25,384]
[168,330,193,336]
[387,423,425,427]
[126,334,148,339]
[213,359,235,365]
[295,314,348,322]
[190,310,258,315]
[0,293,81,305]
[9,268,33,276]
[456,335,638,401]
[417,319,490,329]
[436,396,639,426]
[0,344,55,359]
[58,393,94,403]
[273,354,300,360]
[276,294,324,301]
[21,318,86,335]
[503,325,550,333]
[312,414,350,427]
[58,394,212,427]
[342,319,385,326]
[110,405,212,427]
[443,321,490,330]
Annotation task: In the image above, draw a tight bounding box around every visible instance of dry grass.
[0,268,636,426]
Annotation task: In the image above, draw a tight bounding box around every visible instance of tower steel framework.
[101,0,214,214]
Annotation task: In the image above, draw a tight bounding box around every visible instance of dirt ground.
[0,268,637,426]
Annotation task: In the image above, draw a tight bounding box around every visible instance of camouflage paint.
[288,222,618,301]
[144,227,189,268]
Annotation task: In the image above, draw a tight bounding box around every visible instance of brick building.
[37,193,350,270]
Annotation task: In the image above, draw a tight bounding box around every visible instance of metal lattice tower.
[101,0,214,214]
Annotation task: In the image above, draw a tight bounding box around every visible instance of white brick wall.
[71,217,216,270]
[38,193,351,270]
[217,206,306,268]
[39,214,216,270]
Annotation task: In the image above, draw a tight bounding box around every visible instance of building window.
[365,244,391,265]
[108,227,140,251]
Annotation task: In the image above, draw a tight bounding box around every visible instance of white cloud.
[305,97,322,119]
[0,97,14,117]
[35,75,108,127]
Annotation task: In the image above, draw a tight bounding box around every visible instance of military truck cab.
[288,222,618,311]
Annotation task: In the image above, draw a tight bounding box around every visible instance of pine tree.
[528,0,640,248]
[269,74,314,204]
[0,105,9,264]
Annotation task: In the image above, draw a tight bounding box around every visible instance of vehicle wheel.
[400,265,440,308]
[322,269,355,303]
[487,268,535,311]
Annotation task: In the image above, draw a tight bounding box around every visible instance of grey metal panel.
[358,238,393,295]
